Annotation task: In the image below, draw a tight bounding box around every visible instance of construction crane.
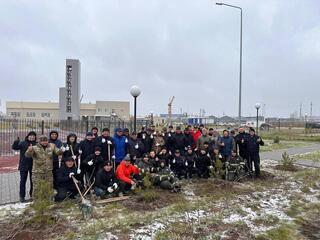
[168,96,175,125]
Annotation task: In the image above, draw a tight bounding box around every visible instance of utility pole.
[310,102,313,117]
[299,103,302,119]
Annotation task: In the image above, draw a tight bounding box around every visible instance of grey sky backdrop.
[0,0,319,118]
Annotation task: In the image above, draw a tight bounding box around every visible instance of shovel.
[72,176,93,219]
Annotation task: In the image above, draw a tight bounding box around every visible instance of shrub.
[274,136,280,144]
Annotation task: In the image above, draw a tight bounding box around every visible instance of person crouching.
[94,161,119,199]
[55,157,83,202]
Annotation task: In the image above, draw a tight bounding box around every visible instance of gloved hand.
[78,149,83,154]
[112,155,115,160]
[142,134,146,139]
[135,144,139,149]
[141,169,145,174]
[185,161,188,166]
[168,133,171,137]
[150,134,154,139]
[69,172,75,178]
[107,187,114,193]
[131,181,137,190]
[125,138,128,143]
[113,183,118,189]
[61,146,66,152]
[72,155,77,160]
[102,138,106,143]
[209,165,213,169]
[77,168,81,174]
[65,145,70,151]
[172,159,176,164]
[88,160,93,166]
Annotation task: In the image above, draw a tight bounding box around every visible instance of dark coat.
[49,131,63,169]
[164,132,175,153]
[235,132,249,158]
[184,133,195,149]
[95,168,118,190]
[246,135,264,155]
[56,165,80,189]
[172,133,185,152]
[12,138,37,171]
[141,133,154,153]
[196,153,211,169]
[94,136,115,161]
[128,138,145,159]
[84,153,105,171]
[79,139,95,163]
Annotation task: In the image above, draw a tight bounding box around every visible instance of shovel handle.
[72,176,85,201]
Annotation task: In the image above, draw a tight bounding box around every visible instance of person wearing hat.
[25,135,62,201]
[113,128,129,168]
[94,161,119,198]
[127,131,145,163]
[61,133,79,162]
[79,132,95,174]
[196,148,211,179]
[54,156,82,202]
[218,130,236,162]
[116,154,140,195]
[170,150,186,180]
[246,128,264,177]
[94,128,115,163]
[12,131,37,202]
[123,128,130,138]
[172,126,185,155]
[151,160,180,192]
[185,146,197,179]
[136,153,153,174]
[84,146,105,184]
[91,127,99,139]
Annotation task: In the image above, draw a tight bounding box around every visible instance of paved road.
[0,143,319,205]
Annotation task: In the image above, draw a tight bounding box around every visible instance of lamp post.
[130,85,141,133]
[216,2,243,125]
[255,103,261,135]
[304,113,308,134]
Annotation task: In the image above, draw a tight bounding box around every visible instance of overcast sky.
[0,0,319,118]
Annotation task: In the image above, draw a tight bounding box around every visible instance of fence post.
[41,120,44,135]
[86,118,89,133]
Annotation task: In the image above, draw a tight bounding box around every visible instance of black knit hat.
[95,146,102,152]
[102,128,110,132]
[104,161,112,166]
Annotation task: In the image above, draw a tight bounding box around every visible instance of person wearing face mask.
[12,131,37,202]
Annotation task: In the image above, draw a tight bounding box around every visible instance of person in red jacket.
[191,125,202,149]
[116,155,140,195]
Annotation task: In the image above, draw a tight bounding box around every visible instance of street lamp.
[216,2,243,126]
[255,103,261,135]
[130,85,141,133]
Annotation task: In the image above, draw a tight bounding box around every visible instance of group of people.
[13,124,264,203]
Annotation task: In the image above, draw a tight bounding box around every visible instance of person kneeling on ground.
[55,157,83,202]
[152,160,181,192]
[94,161,119,199]
[136,153,153,174]
[196,148,212,179]
[116,155,141,195]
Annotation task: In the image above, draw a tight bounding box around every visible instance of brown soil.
[274,164,300,172]
[300,219,320,240]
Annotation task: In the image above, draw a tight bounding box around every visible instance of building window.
[26,112,36,117]
[41,112,51,118]
[98,108,101,112]
[10,112,21,117]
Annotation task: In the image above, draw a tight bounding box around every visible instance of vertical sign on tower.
[66,65,72,113]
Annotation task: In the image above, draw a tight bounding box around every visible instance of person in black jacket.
[170,150,186,179]
[127,132,145,164]
[183,127,195,152]
[91,127,99,140]
[158,147,171,166]
[246,128,264,177]
[61,133,79,164]
[140,128,154,153]
[94,128,115,162]
[196,149,211,178]
[84,147,105,184]
[172,126,185,155]
[235,126,249,161]
[94,161,119,198]
[185,146,197,179]
[12,131,37,202]
[49,130,63,189]
[164,126,175,154]
[54,157,82,202]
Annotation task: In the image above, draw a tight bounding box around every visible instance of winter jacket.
[116,161,139,184]
[152,135,165,153]
[246,135,264,154]
[62,133,79,159]
[172,133,185,152]
[84,153,105,171]
[185,152,197,169]
[56,165,80,189]
[164,132,175,153]
[158,152,172,166]
[218,136,235,157]
[95,168,118,190]
[171,155,185,173]
[192,130,202,148]
[113,133,128,163]
[196,153,211,169]
[141,133,154,153]
[128,138,145,159]
[235,132,249,158]
[12,136,37,171]
[49,130,63,169]
[79,139,95,162]
[184,133,195,149]
[94,136,115,161]
[197,134,211,150]
[136,159,153,173]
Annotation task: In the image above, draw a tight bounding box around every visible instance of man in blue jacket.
[113,128,128,168]
[218,130,236,162]
[12,131,37,202]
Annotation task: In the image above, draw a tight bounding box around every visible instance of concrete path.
[0,143,319,205]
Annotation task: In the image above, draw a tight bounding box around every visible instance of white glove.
[150,134,154,139]
[112,155,115,160]
[159,176,162,181]
[209,166,213,169]
[168,133,171,137]
[61,146,66,152]
[131,182,137,190]
[207,153,210,157]
[88,160,93,166]
[135,144,139,149]
[125,138,128,143]
[141,168,145,174]
[172,159,176,164]
[185,162,188,166]
[102,138,106,143]
[77,169,81,174]
[78,149,82,154]
[219,154,222,159]
[185,147,188,150]
[72,155,76,160]
[107,187,114,193]
[65,145,70,151]
[107,140,112,145]
[156,143,160,146]
[142,134,146,139]
[69,172,75,178]
[113,183,118,189]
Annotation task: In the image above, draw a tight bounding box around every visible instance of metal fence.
[0,118,150,156]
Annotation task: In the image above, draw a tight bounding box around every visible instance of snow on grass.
[129,222,165,240]
[0,202,30,218]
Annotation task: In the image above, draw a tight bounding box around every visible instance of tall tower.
[59,59,81,120]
